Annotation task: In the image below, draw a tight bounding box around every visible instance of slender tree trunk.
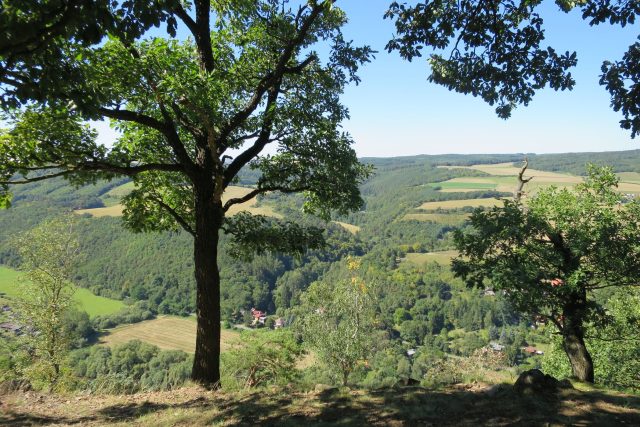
[191,185,223,389]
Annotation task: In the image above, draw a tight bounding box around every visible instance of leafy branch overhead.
[386,0,639,130]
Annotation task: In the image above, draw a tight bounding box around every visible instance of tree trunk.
[191,186,223,389]
[563,328,594,382]
[562,297,594,383]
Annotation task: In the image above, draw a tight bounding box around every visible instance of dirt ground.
[2,382,640,426]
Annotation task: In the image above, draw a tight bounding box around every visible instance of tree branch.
[223,185,310,212]
[149,196,195,237]
[218,3,327,146]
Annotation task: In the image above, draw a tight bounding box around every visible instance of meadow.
[99,316,239,353]
[0,266,124,317]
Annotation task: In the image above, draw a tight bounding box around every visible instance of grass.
[4,382,640,426]
[100,316,239,353]
[0,266,124,318]
[402,250,459,266]
[417,198,505,210]
[333,221,361,234]
[428,180,497,192]
[76,185,282,218]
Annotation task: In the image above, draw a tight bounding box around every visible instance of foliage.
[296,258,379,385]
[11,216,80,390]
[543,288,640,391]
[453,165,640,381]
[91,301,156,330]
[220,330,302,390]
[68,340,191,394]
[0,0,374,386]
[385,1,640,136]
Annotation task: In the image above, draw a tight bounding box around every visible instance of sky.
[94,1,640,158]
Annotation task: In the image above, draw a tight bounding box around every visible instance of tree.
[296,258,378,385]
[385,0,640,136]
[0,1,372,388]
[452,166,640,382]
[13,216,80,390]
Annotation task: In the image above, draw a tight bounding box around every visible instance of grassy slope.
[99,316,239,353]
[0,266,124,317]
[3,383,639,426]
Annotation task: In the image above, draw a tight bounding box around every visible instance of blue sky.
[335,1,639,157]
[94,1,639,158]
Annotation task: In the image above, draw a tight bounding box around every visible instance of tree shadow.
[2,385,639,426]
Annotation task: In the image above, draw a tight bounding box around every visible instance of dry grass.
[333,221,361,234]
[99,316,239,353]
[4,382,640,426]
[403,250,459,266]
[75,204,124,217]
[76,186,281,218]
[417,198,505,210]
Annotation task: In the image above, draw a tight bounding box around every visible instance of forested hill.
[1,149,639,320]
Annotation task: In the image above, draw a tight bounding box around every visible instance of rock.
[314,384,337,393]
[513,369,560,395]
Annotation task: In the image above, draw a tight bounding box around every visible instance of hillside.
[2,150,640,397]
[3,382,640,426]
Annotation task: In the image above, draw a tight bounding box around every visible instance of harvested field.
[403,250,459,266]
[76,186,281,218]
[333,221,361,234]
[417,198,505,210]
[99,315,239,353]
[402,213,470,225]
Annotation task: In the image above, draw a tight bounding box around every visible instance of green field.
[428,181,497,191]
[0,266,124,317]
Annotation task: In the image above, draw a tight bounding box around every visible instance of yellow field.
[75,204,124,217]
[76,185,281,218]
[333,221,361,234]
[438,162,577,178]
[418,198,505,210]
[402,213,470,224]
[100,316,239,353]
[403,250,459,266]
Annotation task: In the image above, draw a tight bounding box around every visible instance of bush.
[221,330,302,390]
[68,340,191,394]
[91,301,155,330]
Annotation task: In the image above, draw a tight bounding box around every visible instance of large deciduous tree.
[385,0,640,136]
[0,0,372,388]
[452,166,640,382]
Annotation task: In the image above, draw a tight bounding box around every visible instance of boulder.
[513,369,562,395]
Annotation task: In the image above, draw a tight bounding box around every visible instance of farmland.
[402,250,459,266]
[100,316,239,353]
[76,184,281,218]
[333,221,361,234]
[0,266,124,317]
[436,163,640,194]
[402,213,470,225]
[417,198,504,210]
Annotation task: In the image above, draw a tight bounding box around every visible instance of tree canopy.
[0,0,372,387]
[385,0,640,136]
[452,165,640,381]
